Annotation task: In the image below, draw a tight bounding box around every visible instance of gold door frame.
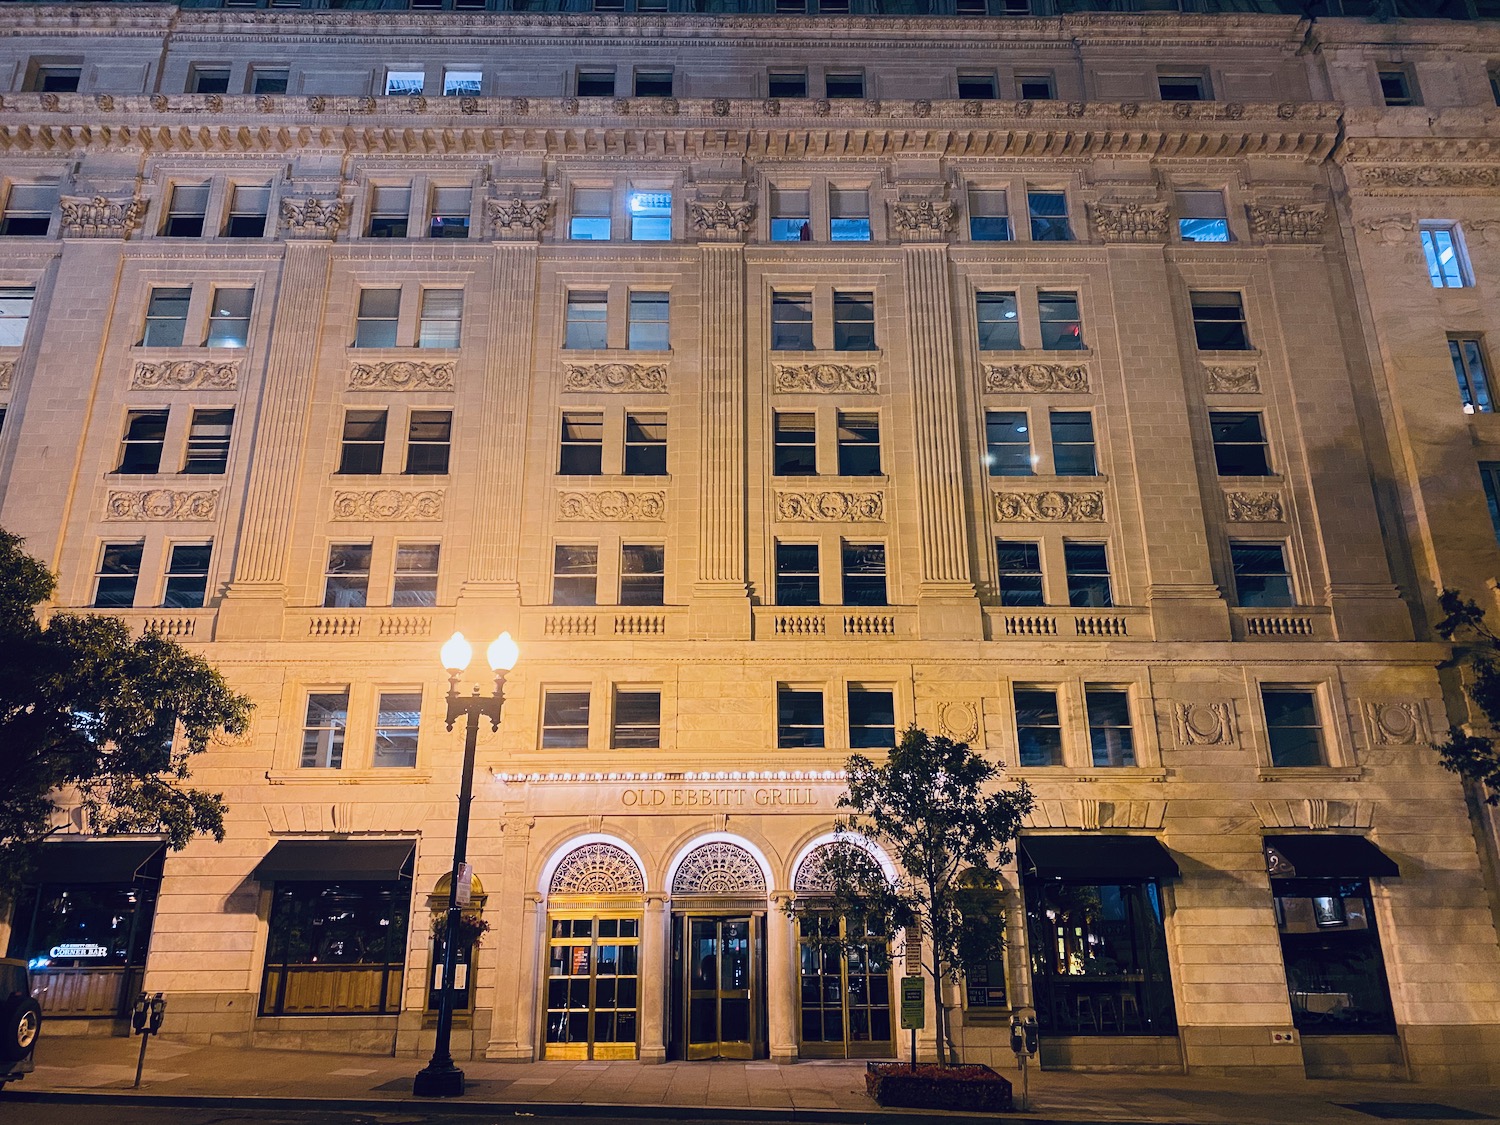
[796,911,897,1060]
[542,902,642,1061]
[676,909,763,1060]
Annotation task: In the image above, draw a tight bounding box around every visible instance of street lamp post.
[413,630,519,1098]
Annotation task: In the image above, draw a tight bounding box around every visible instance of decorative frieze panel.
[487,196,553,240]
[776,490,885,522]
[1026,800,1167,830]
[1359,214,1415,244]
[549,843,645,896]
[347,360,455,391]
[671,842,766,896]
[331,489,444,521]
[106,489,218,521]
[983,362,1089,394]
[773,363,876,394]
[279,196,348,240]
[1248,203,1328,242]
[992,490,1104,522]
[890,200,957,241]
[60,194,147,239]
[1204,364,1261,394]
[557,489,666,521]
[1088,200,1169,243]
[1356,165,1500,191]
[1254,799,1372,831]
[1226,490,1285,523]
[688,199,755,241]
[563,362,668,393]
[1363,700,1428,746]
[131,358,239,390]
[1173,701,1236,747]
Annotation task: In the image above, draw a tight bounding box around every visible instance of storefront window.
[797,912,894,1057]
[544,915,640,1060]
[1274,878,1395,1034]
[1024,878,1176,1036]
[259,880,410,1016]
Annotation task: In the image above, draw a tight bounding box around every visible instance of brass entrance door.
[685,916,755,1060]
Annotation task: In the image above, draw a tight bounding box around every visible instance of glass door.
[543,915,640,1060]
[798,912,894,1059]
[685,916,755,1060]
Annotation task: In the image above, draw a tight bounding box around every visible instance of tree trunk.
[929,963,950,1066]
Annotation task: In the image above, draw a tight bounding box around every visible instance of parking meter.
[131,992,166,1089]
[148,994,166,1034]
[1009,1014,1026,1055]
[1023,1015,1038,1056]
[130,993,150,1035]
[1009,1012,1038,1110]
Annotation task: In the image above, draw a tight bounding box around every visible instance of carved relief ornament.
[347,360,455,391]
[0,360,15,392]
[937,700,980,742]
[890,200,957,241]
[773,363,876,394]
[1226,491,1285,522]
[671,842,766,895]
[549,843,645,896]
[487,196,553,240]
[1364,700,1427,746]
[984,362,1089,394]
[1088,200,1169,243]
[992,491,1104,522]
[59,195,147,239]
[776,491,885,522]
[131,359,239,390]
[106,489,218,521]
[1357,165,1500,191]
[688,199,756,241]
[279,196,348,240]
[1247,203,1327,243]
[331,489,444,521]
[557,490,666,521]
[1360,214,1415,245]
[1174,701,1235,746]
[563,363,667,393]
[1204,364,1260,394]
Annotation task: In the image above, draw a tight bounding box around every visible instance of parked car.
[0,958,40,1091]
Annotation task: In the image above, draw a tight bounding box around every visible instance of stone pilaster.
[767,894,798,1062]
[639,893,669,1063]
[486,813,538,1060]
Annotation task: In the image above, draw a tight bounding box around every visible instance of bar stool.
[1096,994,1121,1033]
[1120,993,1143,1030]
[1074,994,1098,1033]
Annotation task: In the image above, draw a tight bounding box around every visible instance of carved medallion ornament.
[1365,701,1427,746]
[564,363,667,393]
[131,359,239,390]
[347,360,455,391]
[557,490,666,521]
[0,360,15,392]
[487,196,553,240]
[776,491,885,522]
[773,363,876,394]
[549,842,645,896]
[1089,201,1169,243]
[1226,491,1285,522]
[1248,203,1327,243]
[890,200,957,241]
[1174,701,1235,747]
[984,362,1089,394]
[331,489,444,521]
[279,196,348,240]
[106,489,218,522]
[59,195,147,240]
[1204,364,1261,394]
[671,842,766,896]
[992,491,1104,522]
[688,199,755,241]
[1360,214,1415,245]
[938,700,980,742]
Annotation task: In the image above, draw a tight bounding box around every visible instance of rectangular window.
[1421,222,1471,288]
[553,543,599,606]
[1050,411,1097,476]
[996,540,1044,607]
[542,691,591,749]
[405,410,452,475]
[841,542,887,607]
[577,69,615,97]
[968,189,1011,242]
[0,287,35,347]
[367,185,411,238]
[225,183,271,238]
[1158,73,1207,101]
[162,542,212,608]
[182,408,234,474]
[1086,689,1135,767]
[848,687,896,749]
[771,292,814,351]
[164,182,210,238]
[372,691,421,767]
[634,70,673,98]
[825,72,864,99]
[339,409,387,474]
[770,187,812,242]
[985,410,1032,477]
[206,288,253,348]
[768,70,807,98]
[778,687,825,748]
[32,65,81,93]
[628,190,672,241]
[1014,687,1063,767]
[628,292,670,351]
[94,543,143,608]
[1016,73,1055,100]
[624,412,667,476]
[957,71,997,100]
[1378,67,1417,107]
[1176,190,1230,243]
[836,412,880,476]
[1451,337,1494,413]
[1028,190,1073,242]
[565,291,609,350]
[251,68,289,95]
[1481,463,1500,544]
[773,412,817,475]
[355,289,400,348]
[829,187,871,242]
[1209,411,1272,476]
[620,544,665,606]
[775,542,820,606]
[1262,688,1326,767]
[300,691,349,769]
[1191,291,1250,350]
[385,69,426,96]
[117,409,169,474]
[189,66,231,94]
[429,186,471,239]
[323,544,372,608]
[1231,541,1294,607]
[569,187,612,240]
[393,543,440,607]
[833,292,876,351]
[975,291,1021,350]
[1038,291,1083,350]
[143,287,191,347]
[416,290,463,349]
[559,412,604,475]
[613,690,661,749]
[1273,874,1394,1036]
[443,70,482,97]
[1,181,59,237]
[1064,541,1112,608]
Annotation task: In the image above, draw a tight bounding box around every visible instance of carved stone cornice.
[984,362,1089,394]
[563,362,667,393]
[331,489,444,521]
[347,359,455,391]
[688,199,755,242]
[1088,200,1168,243]
[1247,203,1327,243]
[1225,490,1285,522]
[279,195,347,240]
[775,490,885,522]
[992,490,1104,522]
[59,194,147,240]
[1356,164,1500,192]
[557,489,666,521]
[1204,364,1260,394]
[773,363,876,394]
[487,196,553,241]
[890,200,956,241]
[130,358,239,390]
[106,489,219,521]
[0,359,14,392]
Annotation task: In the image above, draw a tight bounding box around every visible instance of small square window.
[775,541,820,606]
[164,182,210,238]
[251,68,289,95]
[1191,291,1250,351]
[429,186,471,239]
[825,72,864,99]
[225,183,271,238]
[1210,411,1272,476]
[769,70,807,99]
[1050,411,1096,476]
[628,292,670,350]
[957,71,997,100]
[771,187,812,242]
[339,409,387,475]
[117,409,169,474]
[848,686,895,749]
[578,69,616,97]
[1421,222,1471,288]
[833,292,876,351]
[777,687,825,748]
[373,691,421,768]
[206,288,253,349]
[385,70,426,96]
[142,287,191,347]
[405,410,452,475]
[968,189,1011,242]
[301,691,349,769]
[1,181,59,237]
[634,71,674,98]
[418,290,463,348]
[393,543,440,607]
[1452,337,1495,413]
[163,542,213,608]
[1086,689,1135,767]
[1262,688,1326,767]
[841,542,887,606]
[32,65,81,94]
[771,292,814,351]
[189,66,232,95]
[1158,74,1207,101]
[1027,190,1073,242]
[1016,73,1055,100]
[95,542,144,608]
[625,412,667,476]
[355,289,400,348]
[443,69,482,97]
[996,540,1043,607]
[182,408,234,474]
[1378,67,1418,107]
[613,690,661,749]
[560,412,604,475]
[986,411,1033,477]
[774,412,817,476]
[1064,541,1112,608]
[629,190,672,241]
[542,691,591,749]
[553,543,599,605]
[1176,190,1230,243]
[829,187,871,242]
[1230,541,1294,608]
[1014,687,1062,767]
[976,291,1020,350]
[565,291,609,350]
[836,412,880,476]
[1038,291,1083,350]
[621,544,665,606]
[570,187,613,241]
[324,544,371,608]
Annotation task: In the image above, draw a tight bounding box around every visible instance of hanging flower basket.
[431,912,490,947]
[865,1062,1013,1113]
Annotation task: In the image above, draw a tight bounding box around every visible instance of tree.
[1431,588,1500,805]
[800,726,1034,1065]
[0,527,252,892]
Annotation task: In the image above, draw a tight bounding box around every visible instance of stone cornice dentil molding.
[889,200,956,241]
[992,490,1105,522]
[0,359,15,392]
[347,359,455,391]
[487,196,553,240]
[59,194,147,240]
[983,362,1089,394]
[332,489,444,521]
[130,358,240,390]
[688,199,756,242]
[106,489,219,522]
[773,363,876,394]
[279,195,348,240]
[1225,490,1285,522]
[1088,200,1169,243]
[557,490,666,521]
[775,490,885,522]
[1203,363,1260,394]
[563,362,668,393]
[1247,203,1327,243]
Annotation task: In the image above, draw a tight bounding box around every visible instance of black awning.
[253,839,415,883]
[34,838,166,884]
[1019,835,1180,881]
[1264,834,1399,879]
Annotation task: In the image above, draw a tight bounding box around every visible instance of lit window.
[393,544,440,607]
[324,544,372,608]
[94,542,143,608]
[1050,411,1096,476]
[429,186,471,239]
[825,72,864,99]
[1063,541,1112,608]
[628,292,670,351]
[385,70,426,96]
[552,544,598,606]
[559,412,603,474]
[1451,337,1495,413]
[836,412,880,476]
[771,292,814,351]
[848,687,896,749]
[373,691,421,768]
[225,183,271,238]
[565,291,609,350]
[1,181,59,237]
[634,70,673,98]
[957,71,997,100]
[1038,291,1083,349]
[367,185,411,238]
[117,410,169,474]
[570,187,612,240]
[775,542,820,606]
[976,291,1020,350]
[443,70,482,97]
[182,408,234,474]
[1191,292,1250,351]
[620,544,665,606]
[338,409,387,474]
[773,412,817,476]
[1086,689,1135,767]
[996,540,1044,607]
[163,543,212,608]
[833,292,876,351]
[1176,190,1230,243]
[1230,541,1294,608]
[777,687,825,748]
[771,188,811,242]
[1028,191,1073,242]
[968,189,1011,242]
[1210,411,1272,476]
[0,287,37,347]
[613,691,661,749]
[206,288,253,348]
[577,69,615,97]
[163,183,210,238]
[625,412,667,476]
[418,290,463,348]
[1262,689,1326,767]
[404,410,452,475]
[1014,688,1062,767]
[1420,222,1471,288]
[629,190,672,241]
[841,542,887,607]
[355,289,400,348]
[300,691,349,769]
[829,187,871,242]
[542,691,591,749]
[985,410,1032,477]
[142,287,191,347]
[769,70,807,98]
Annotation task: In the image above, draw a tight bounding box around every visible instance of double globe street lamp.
[413,630,519,1098]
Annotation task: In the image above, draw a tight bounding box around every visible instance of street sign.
[455,862,473,906]
[899,976,925,1030]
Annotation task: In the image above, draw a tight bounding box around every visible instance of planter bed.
[865,1061,1014,1113]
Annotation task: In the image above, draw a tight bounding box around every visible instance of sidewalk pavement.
[4,1034,1499,1124]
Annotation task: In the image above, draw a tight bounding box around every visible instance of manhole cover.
[1338,1104,1496,1121]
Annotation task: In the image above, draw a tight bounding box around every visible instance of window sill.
[979,347,1095,360]
[561,348,674,359]
[1198,348,1262,362]
[1009,767,1168,783]
[768,349,884,361]
[265,769,433,785]
[345,346,460,358]
[1256,766,1363,783]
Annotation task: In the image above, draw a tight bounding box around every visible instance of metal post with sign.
[899,976,925,1071]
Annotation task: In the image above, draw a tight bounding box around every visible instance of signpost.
[899,976,925,1070]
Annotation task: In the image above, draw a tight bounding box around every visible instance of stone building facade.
[2,0,1500,1083]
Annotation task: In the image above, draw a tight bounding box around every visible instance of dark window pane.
[778,689,825,748]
